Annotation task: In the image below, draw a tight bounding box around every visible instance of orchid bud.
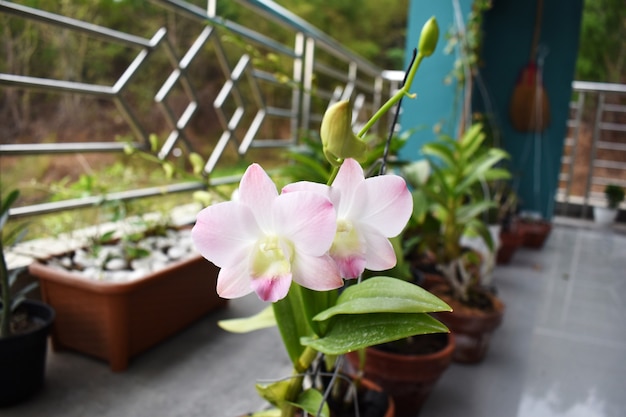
[418,17,439,57]
[320,100,366,167]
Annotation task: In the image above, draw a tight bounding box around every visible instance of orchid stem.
[357,49,424,139]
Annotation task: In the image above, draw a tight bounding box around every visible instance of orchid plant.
[191,17,451,417]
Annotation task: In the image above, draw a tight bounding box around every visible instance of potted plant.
[594,184,625,225]
[407,123,511,363]
[27,212,228,372]
[192,18,453,417]
[490,184,523,265]
[516,210,552,249]
[1,190,55,406]
[344,240,456,417]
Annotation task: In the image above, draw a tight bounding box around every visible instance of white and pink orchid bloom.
[283,158,412,279]
[191,163,342,302]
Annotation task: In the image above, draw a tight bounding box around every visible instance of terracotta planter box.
[29,254,227,371]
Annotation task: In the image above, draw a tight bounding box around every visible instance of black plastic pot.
[0,299,55,407]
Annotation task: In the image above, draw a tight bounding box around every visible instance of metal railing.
[557,81,626,218]
[1,0,403,219]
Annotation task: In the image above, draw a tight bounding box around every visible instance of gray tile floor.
[5,218,626,417]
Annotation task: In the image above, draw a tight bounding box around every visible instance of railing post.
[291,32,305,143]
[563,91,585,217]
[300,36,315,134]
[582,92,605,219]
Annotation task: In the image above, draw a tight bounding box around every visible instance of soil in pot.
[432,286,504,364]
[0,300,55,407]
[346,333,454,417]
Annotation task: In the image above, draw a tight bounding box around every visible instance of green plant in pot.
[594,184,625,226]
[406,123,511,363]
[0,190,55,406]
[605,184,625,209]
[190,17,452,417]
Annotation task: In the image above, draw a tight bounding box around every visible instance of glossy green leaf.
[313,277,451,322]
[218,306,276,333]
[302,312,449,355]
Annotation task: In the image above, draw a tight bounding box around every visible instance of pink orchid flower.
[283,158,412,278]
[191,163,342,302]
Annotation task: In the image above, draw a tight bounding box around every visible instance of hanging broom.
[509,0,550,132]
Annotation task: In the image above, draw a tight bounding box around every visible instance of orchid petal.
[360,226,397,271]
[216,262,254,299]
[238,163,279,229]
[331,159,363,217]
[192,202,258,267]
[250,273,293,302]
[292,253,343,291]
[273,191,336,255]
[359,174,412,237]
[282,181,330,197]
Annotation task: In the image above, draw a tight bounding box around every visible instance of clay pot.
[432,289,505,364]
[346,333,454,417]
[497,228,524,264]
[518,220,552,249]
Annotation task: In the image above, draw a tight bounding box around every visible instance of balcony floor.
[5,217,626,417]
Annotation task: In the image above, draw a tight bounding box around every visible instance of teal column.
[475,0,583,219]
[399,0,474,160]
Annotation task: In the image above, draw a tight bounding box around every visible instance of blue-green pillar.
[399,0,474,160]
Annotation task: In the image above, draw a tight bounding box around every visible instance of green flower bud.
[418,17,439,57]
[320,100,366,167]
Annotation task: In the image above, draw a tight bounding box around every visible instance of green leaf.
[458,123,486,159]
[302,313,449,355]
[421,142,456,169]
[256,379,292,407]
[218,306,276,333]
[482,167,511,182]
[273,285,313,365]
[299,286,337,336]
[466,218,495,251]
[411,189,430,224]
[457,150,508,194]
[455,200,496,224]
[0,189,19,230]
[289,389,330,417]
[313,277,451,322]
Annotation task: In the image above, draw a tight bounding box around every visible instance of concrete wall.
[401,0,584,219]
